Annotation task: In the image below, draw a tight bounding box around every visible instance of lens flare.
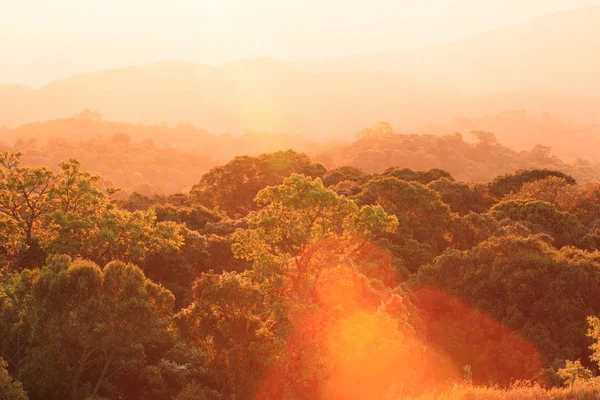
[253,237,545,399]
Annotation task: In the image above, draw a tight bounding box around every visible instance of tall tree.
[0,357,28,400]
[0,152,56,245]
[18,256,174,400]
[233,174,397,294]
[173,271,278,399]
[355,176,452,253]
[190,150,325,217]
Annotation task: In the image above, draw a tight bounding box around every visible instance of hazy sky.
[2,0,600,87]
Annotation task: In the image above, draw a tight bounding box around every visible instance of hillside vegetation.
[3,141,600,399]
[2,116,600,196]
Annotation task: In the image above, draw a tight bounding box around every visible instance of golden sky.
[2,0,600,86]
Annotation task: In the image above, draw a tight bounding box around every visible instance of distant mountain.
[0,59,459,136]
[302,7,600,95]
[1,7,600,148]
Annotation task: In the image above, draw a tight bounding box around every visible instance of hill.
[2,8,600,147]
[304,7,600,96]
[0,59,456,136]
[2,116,600,195]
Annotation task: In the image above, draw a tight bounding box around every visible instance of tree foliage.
[3,147,600,399]
[190,150,325,217]
[16,256,174,400]
[417,236,600,383]
[488,169,576,198]
[0,358,28,400]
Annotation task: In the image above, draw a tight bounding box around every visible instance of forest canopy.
[2,115,600,197]
[3,128,600,399]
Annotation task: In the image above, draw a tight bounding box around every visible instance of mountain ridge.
[2,7,599,151]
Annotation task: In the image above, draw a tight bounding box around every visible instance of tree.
[557,360,593,386]
[0,358,28,400]
[173,271,278,399]
[488,169,576,198]
[567,184,600,228]
[0,268,39,369]
[18,256,174,400]
[449,212,501,250]
[48,206,183,266]
[232,174,397,294]
[428,179,493,215]
[587,315,600,369]
[141,227,210,309]
[0,154,171,269]
[226,174,418,398]
[116,192,159,212]
[0,152,56,245]
[190,150,325,217]
[416,236,600,383]
[75,109,102,121]
[471,130,498,147]
[154,203,221,232]
[383,167,454,185]
[505,176,580,212]
[355,122,394,140]
[0,215,22,268]
[489,199,586,248]
[322,166,366,187]
[355,176,452,252]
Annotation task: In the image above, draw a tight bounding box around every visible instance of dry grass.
[412,382,600,400]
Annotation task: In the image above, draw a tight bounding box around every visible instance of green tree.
[383,167,454,185]
[173,271,278,399]
[488,168,576,198]
[428,178,493,215]
[141,227,210,309]
[557,360,593,386]
[416,236,600,383]
[505,176,580,211]
[587,315,600,368]
[190,150,325,217]
[489,199,586,248]
[0,215,22,268]
[0,153,168,269]
[355,176,452,252]
[0,358,28,400]
[0,152,56,245]
[322,166,366,187]
[449,212,501,250]
[18,256,174,400]
[233,174,397,293]
[0,268,39,369]
[51,207,183,266]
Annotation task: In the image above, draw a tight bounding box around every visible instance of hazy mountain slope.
[1,8,600,144]
[303,7,600,95]
[0,59,459,136]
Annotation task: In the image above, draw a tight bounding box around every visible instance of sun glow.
[253,237,543,399]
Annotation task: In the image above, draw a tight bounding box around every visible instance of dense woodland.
[3,128,600,399]
[2,114,600,197]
